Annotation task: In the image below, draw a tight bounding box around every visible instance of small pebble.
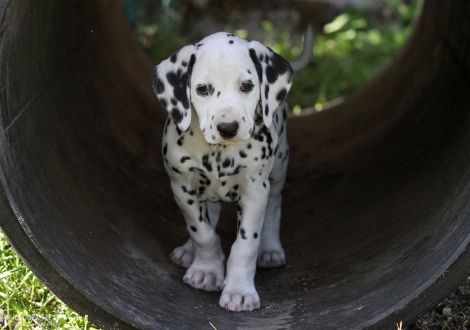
[443,307,452,316]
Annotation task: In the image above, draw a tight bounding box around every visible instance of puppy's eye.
[241,81,254,93]
[196,85,209,96]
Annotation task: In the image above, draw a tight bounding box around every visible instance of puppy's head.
[152,32,293,144]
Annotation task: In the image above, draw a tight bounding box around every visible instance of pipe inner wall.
[0,1,470,329]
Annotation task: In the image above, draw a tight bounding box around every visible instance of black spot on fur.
[239,150,247,158]
[202,154,213,172]
[261,146,267,159]
[254,232,258,239]
[152,70,165,94]
[276,88,287,102]
[187,199,194,205]
[222,158,231,168]
[182,186,197,195]
[170,51,178,63]
[249,48,263,85]
[189,167,204,173]
[171,166,181,174]
[229,40,234,44]
[165,54,195,110]
[208,84,215,95]
[190,226,197,232]
[171,108,183,124]
[266,52,293,84]
[163,143,168,155]
[220,165,245,177]
[175,125,182,136]
[180,156,191,163]
[225,190,238,200]
[240,228,247,239]
[177,136,184,146]
[264,84,270,100]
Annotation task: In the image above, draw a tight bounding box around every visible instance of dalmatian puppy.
[152,32,292,312]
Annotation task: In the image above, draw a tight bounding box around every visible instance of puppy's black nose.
[217,121,239,139]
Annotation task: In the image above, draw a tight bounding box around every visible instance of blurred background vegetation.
[136,0,419,113]
[0,1,419,329]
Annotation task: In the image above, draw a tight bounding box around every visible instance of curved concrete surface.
[0,0,469,329]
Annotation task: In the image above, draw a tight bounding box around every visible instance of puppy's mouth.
[219,140,238,145]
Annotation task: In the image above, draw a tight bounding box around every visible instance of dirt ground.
[405,277,470,330]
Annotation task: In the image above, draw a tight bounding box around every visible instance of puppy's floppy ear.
[248,41,293,128]
[152,44,197,131]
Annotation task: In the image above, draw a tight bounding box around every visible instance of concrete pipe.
[0,0,469,329]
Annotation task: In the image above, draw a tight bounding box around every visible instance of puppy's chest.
[163,120,277,203]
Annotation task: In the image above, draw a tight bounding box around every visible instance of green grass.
[0,232,99,330]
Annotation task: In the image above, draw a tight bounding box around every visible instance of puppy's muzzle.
[217,121,239,140]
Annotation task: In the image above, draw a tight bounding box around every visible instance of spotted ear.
[248,41,293,127]
[152,44,197,131]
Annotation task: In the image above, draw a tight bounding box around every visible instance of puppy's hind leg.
[170,201,222,269]
[257,148,288,268]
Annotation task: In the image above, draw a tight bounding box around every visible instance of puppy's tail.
[290,24,314,72]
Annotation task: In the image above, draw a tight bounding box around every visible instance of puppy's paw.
[257,248,286,268]
[183,259,225,292]
[170,240,194,268]
[219,283,260,312]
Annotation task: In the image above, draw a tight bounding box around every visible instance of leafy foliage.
[140,1,418,113]
[262,0,419,112]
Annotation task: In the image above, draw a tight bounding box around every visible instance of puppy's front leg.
[219,180,270,312]
[170,201,222,268]
[171,181,225,292]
